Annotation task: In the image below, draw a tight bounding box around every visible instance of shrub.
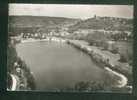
[7,44,18,73]
[119,54,128,62]
[27,73,36,90]
[74,81,90,91]
[74,81,107,91]
[111,47,119,54]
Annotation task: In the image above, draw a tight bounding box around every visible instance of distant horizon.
[9,4,133,19]
[9,15,133,20]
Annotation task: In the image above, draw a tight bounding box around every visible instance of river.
[16,41,120,91]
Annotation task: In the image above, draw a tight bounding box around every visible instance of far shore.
[21,37,67,43]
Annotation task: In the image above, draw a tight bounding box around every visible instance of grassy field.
[115,41,133,63]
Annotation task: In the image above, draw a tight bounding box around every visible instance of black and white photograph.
[7,4,133,93]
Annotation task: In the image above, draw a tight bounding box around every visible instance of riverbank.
[7,40,36,91]
[67,40,132,90]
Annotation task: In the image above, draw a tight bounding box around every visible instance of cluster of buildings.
[20,29,70,39]
[93,15,132,25]
[72,28,132,41]
[73,29,132,36]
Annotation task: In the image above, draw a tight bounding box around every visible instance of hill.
[8,16,80,35]
[68,16,133,32]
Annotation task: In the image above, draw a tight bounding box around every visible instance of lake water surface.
[16,41,118,91]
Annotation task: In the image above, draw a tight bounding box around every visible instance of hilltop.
[68,16,133,32]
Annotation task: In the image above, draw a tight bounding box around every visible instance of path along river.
[16,41,126,91]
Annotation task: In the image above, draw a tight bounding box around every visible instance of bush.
[119,54,128,62]
[74,81,90,91]
[27,73,36,90]
[110,47,119,54]
[7,44,18,73]
[74,81,108,91]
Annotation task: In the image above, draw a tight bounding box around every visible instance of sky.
[9,4,133,19]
